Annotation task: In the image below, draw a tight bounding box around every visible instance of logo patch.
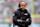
[24,13,28,15]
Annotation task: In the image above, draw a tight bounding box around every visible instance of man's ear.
[19,3,20,7]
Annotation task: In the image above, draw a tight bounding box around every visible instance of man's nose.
[22,6,24,7]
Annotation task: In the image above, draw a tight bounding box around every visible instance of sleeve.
[13,11,22,26]
[22,13,31,25]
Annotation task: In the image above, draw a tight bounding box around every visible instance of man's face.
[20,2,26,10]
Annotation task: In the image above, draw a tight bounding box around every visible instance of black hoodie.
[13,8,31,27]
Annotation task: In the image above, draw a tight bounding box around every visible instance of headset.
[19,1,27,7]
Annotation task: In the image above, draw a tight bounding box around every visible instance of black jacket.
[13,8,31,27]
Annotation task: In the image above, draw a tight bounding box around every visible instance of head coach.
[13,1,31,27]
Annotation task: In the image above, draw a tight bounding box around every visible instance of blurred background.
[0,0,40,27]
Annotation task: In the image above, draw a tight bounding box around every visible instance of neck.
[20,8,25,11]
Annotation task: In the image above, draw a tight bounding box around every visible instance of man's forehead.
[20,2,26,5]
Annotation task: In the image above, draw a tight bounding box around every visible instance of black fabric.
[20,25,28,27]
[13,8,31,27]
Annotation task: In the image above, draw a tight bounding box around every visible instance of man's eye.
[22,5,23,6]
[22,5,25,6]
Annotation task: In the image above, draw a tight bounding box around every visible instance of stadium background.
[0,0,40,27]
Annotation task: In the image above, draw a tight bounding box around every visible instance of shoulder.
[13,10,18,16]
[14,9,20,14]
[25,9,28,12]
[25,9,30,15]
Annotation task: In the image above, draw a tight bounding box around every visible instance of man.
[13,1,31,27]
